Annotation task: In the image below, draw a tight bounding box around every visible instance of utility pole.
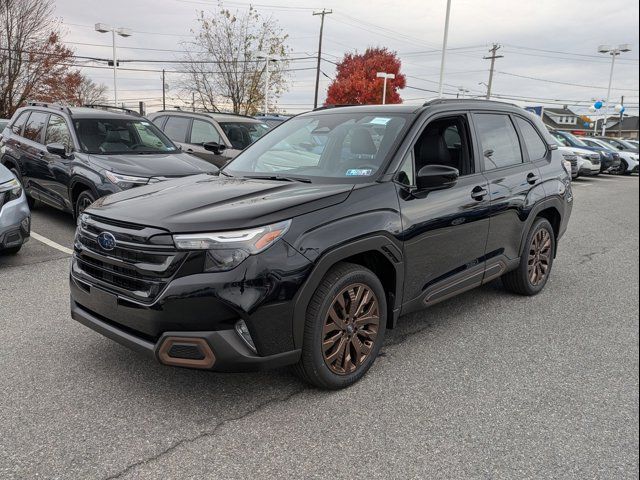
[437,0,452,98]
[313,9,332,109]
[484,43,503,100]
[162,69,166,110]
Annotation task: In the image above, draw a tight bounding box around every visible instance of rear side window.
[23,112,49,143]
[11,111,30,136]
[515,117,547,160]
[190,119,221,144]
[163,116,190,143]
[45,115,72,149]
[474,114,523,170]
[151,115,168,129]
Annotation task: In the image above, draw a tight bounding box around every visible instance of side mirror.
[416,165,459,191]
[203,142,227,155]
[46,143,67,158]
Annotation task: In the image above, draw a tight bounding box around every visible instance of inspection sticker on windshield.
[346,168,373,176]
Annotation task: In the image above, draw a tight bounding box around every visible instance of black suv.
[70,100,572,389]
[0,103,216,218]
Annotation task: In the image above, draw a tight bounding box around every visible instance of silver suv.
[147,110,270,167]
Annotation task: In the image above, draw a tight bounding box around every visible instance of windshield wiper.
[245,175,312,184]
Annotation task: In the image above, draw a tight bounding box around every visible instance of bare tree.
[181,3,291,115]
[74,76,108,106]
[0,0,79,117]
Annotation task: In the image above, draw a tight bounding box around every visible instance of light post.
[376,72,396,105]
[597,43,631,136]
[95,23,132,107]
[257,52,277,115]
[437,0,452,98]
[457,87,470,99]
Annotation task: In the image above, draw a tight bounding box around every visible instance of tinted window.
[11,111,30,135]
[219,121,270,149]
[23,112,48,143]
[163,116,190,142]
[45,115,72,149]
[475,114,523,170]
[515,117,547,160]
[190,119,221,144]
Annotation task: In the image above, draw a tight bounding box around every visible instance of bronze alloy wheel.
[322,283,380,375]
[528,228,552,286]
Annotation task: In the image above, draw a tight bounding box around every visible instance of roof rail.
[313,104,361,111]
[422,98,518,108]
[155,109,255,120]
[83,104,141,116]
[26,101,72,114]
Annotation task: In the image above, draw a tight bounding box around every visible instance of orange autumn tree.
[325,47,406,106]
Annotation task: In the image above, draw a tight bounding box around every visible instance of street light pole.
[95,23,132,107]
[437,0,452,98]
[264,54,270,115]
[598,43,631,136]
[376,72,395,104]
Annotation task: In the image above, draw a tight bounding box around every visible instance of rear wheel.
[502,218,555,296]
[74,190,96,219]
[9,168,36,209]
[295,262,387,389]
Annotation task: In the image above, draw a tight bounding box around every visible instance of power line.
[496,71,640,92]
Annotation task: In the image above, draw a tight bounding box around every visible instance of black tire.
[1,245,22,255]
[74,190,96,219]
[9,167,37,209]
[502,218,556,296]
[294,262,387,390]
[617,160,628,176]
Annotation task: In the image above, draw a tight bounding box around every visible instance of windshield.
[224,112,409,183]
[561,131,588,147]
[219,121,270,150]
[586,139,615,151]
[74,118,178,154]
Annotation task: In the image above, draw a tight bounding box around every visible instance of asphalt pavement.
[0,175,638,479]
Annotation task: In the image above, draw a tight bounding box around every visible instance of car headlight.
[1,178,22,202]
[104,171,151,189]
[173,220,292,272]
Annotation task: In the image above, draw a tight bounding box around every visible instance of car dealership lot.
[1,176,638,479]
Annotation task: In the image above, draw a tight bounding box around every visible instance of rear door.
[472,112,545,265]
[20,111,52,203]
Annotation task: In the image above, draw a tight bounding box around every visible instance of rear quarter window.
[515,117,547,161]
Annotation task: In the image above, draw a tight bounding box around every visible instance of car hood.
[88,151,217,178]
[87,174,354,232]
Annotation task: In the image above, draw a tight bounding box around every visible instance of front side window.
[23,112,48,143]
[219,121,270,149]
[73,118,177,154]
[475,114,523,170]
[225,113,409,183]
[190,119,221,144]
[515,117,547,160]
[45,115,72,149]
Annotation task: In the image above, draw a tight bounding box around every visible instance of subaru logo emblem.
[97,232,117,251]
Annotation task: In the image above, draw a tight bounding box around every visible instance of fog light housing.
[235,319,257,353]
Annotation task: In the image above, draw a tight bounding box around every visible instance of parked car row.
[550,129,639,177]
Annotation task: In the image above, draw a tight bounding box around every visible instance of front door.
[398,113,491,307]
[187,118,234,167]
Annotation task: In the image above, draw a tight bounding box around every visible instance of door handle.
[527,172,540,185]
[470,185,488,201]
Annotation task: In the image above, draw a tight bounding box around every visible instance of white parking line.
[30,231,74,255]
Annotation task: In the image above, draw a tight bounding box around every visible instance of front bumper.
[0,191,30,250]
[70,297,301,371]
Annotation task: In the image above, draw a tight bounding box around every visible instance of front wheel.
[74,190,96,219]
[295,262,387,389]
[617,160,629,176]
[502,218,556,296]
[1,245,22,255]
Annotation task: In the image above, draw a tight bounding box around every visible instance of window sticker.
[346,168,373,176]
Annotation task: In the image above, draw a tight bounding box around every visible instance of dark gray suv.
[148,110,270,167]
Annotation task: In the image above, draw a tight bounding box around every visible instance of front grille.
[73,215,187,302]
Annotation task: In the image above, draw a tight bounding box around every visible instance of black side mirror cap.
[46,143,67,158]
[416,165,459,192]
[203,142,227,155]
